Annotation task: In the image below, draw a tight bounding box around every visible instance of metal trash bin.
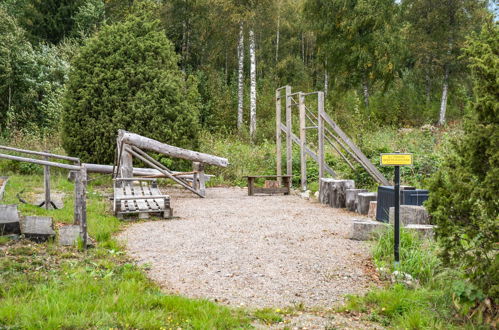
[376,186,429,222]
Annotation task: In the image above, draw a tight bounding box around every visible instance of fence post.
[44,153,50,209]
[318,92,325,180]
[285,86,292,178]
[299,92,307,191]
[276,89,282,183]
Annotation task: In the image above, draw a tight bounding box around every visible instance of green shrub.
[62,3,200,164]
[426,23,498,299]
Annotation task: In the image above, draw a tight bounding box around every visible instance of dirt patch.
[119,187,377,311]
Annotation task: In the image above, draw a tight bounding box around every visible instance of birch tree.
[237,22,244,130]
[249,28,257,139]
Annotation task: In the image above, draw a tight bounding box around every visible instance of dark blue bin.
[375,186,429,222]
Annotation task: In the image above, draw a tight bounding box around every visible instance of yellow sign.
[380,153,413,166]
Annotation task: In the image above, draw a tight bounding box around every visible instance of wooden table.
[244,175,292,196]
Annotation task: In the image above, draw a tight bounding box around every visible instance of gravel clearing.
[119,187,376,309]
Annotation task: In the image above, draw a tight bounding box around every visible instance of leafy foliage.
[61,5,201,164]
[426,23,498,299]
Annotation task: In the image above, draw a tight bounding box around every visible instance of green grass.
[0,174,251,329]
[340,227,493,329]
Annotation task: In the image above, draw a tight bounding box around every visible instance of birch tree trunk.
[362,81,370,108]
[324,60,329,98]
[237,23,244,131]
[249,29,257,140]
[438,66,449,126]
[275,14,280,63]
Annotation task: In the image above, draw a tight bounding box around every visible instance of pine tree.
[426,22,498,298]
[62,5,200,164]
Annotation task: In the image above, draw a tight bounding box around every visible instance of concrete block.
[406,224,435,240]
[351,219,388,241]
[0,204,21,235]
[389,205,430,226]
[21,216,55,241]
[345,189,367,212]
[58,225,83,246]
[356,192,377,215]
[368,201,377,219]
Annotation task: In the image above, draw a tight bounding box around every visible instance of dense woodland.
[0,0,494,140]
[0,0,497,328]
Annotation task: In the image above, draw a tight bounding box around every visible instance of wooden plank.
[243,175,292,178]
[0,145,79,163]
[128,146,204,198]
[276,89,282,182]
[318,92,325,179]
[44,155,50,209]
[299,92,307,191]
[132,185,148,211]
[124,185,136,211]
[253,187,289,195]
[280,123,337,177]
[0,153,81,171]
[120,130,228,167]
[320,112,389,185]
[285,86,292,177]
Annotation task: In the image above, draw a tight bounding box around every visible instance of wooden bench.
[244,175,292,196]
[113,178,173,219]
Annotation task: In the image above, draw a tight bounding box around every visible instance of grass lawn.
[0,174,251,329]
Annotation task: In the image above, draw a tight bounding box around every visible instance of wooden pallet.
[113,178,173,219]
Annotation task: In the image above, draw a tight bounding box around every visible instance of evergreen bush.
[62,6,200,164]
[426,23,498,299]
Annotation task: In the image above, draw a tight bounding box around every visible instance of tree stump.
[368,201,377,218]
[319,178,335,205]
[356,192,377,215]
[345,189,367,212]
[330,180,355,208]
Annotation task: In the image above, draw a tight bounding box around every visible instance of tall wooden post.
[285,86,292,177]
[193,162,206,197]
[43,154,50,209]
[192,162,199,191]
[117,130,133,178]
[318,92,325,180]
[74,166,88,249]
[276,89,282,182]
[299,92,307,191]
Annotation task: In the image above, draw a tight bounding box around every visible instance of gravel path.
[119,187,375,309]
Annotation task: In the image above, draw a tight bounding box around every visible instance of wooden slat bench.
[113,178,173,219]
[244,175,292,196]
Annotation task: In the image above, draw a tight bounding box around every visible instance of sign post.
[380,153,413,264]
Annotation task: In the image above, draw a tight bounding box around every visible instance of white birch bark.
[237,23,244,131]
[249,29,257,139]
[438,66,449,126]
[363,82,369,108]
[275,12,280,62]
[324,60,329,98]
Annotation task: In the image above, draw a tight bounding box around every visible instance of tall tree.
[18,0,84,44]
[403,0,488,125]
[249,28,257,139]
[237,22,245,131]
[304,0,401,107]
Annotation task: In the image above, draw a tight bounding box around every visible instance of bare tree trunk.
[249,29,257,140]
[237,23,244,131]
[301,32,305,63]
[324,60,329,98]
[362,82,369,108]
[438,66,449,126]
[275,13,280,63]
